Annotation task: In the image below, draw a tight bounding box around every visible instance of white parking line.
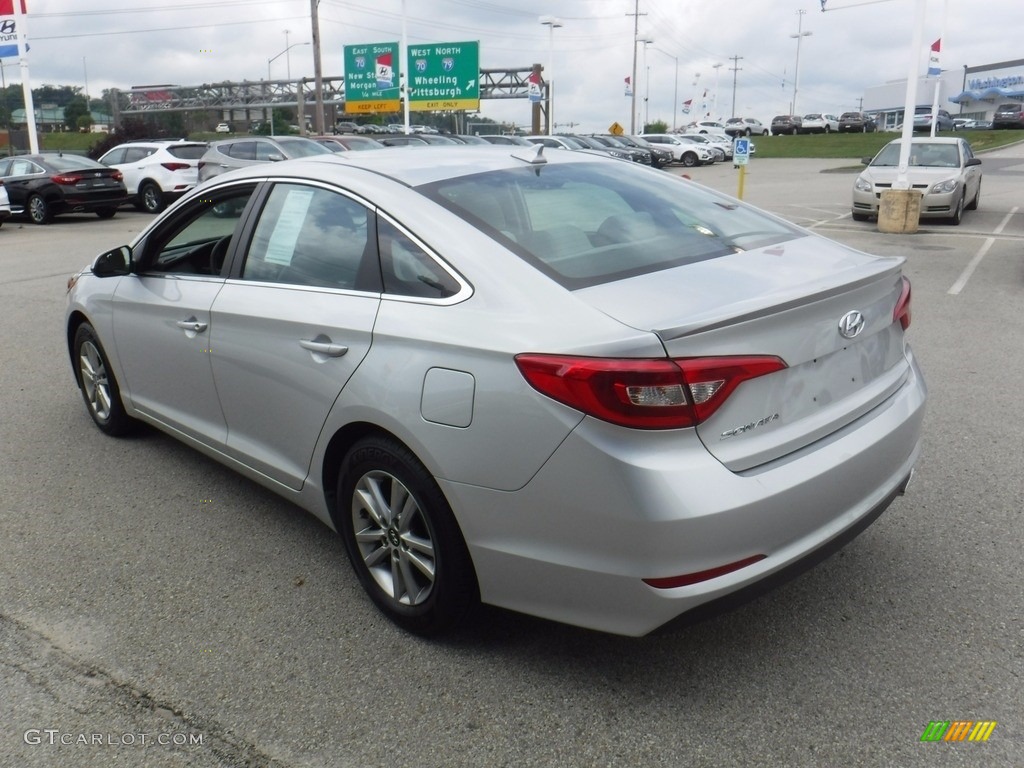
[948,207,1019,295]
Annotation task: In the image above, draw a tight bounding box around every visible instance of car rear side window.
[242,183,373,291]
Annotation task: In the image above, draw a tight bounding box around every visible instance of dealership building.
[864,58,1024,129]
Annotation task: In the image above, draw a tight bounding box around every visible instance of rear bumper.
[445,349,926,636]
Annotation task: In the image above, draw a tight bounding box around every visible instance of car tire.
[948,193,965,225]
[95,208,117,220]
[851,211,870,222]
[73,323,135,436]
[28,194,51,225]
[824,125,832,134]
[966,183,980,211]
[338,435,477,635]
[140,182,165,214]
[744,128,752,136]
[681,152,698,167]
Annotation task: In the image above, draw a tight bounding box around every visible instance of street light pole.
[790,10,812,117]
[268,41,310,136]
[539,16,562,135]
[712,63,722,118]
[654,49,679,130]
[636,36,654,132]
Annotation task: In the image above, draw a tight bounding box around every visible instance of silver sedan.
[65,146,926,636]
[852,137,982,224]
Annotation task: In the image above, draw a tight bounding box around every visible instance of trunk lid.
[575,235,910,470]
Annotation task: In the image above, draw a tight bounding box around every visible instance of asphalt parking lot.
[1,145,1022,767]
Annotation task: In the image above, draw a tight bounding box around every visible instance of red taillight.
[893,276,911,330]
[51,173,83,185]
[643,554,767,589]
[111,170,123,182]
[161,162,190,171]
[514,354,787,430]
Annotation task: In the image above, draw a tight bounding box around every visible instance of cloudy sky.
[8,0,1023,131]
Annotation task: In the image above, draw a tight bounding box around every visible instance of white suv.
[639,134,716,167]
[98,140,208,213]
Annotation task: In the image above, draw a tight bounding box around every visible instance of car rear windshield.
[44,155,107,171]
[167,145,208,159]
[417,161,802,289]
[275,138,333,157]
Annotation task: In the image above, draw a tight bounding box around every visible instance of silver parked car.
[852,137,981,224]
[197,136,331,182]
[66,147,926,637]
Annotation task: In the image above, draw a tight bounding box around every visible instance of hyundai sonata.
[65,146,926,636]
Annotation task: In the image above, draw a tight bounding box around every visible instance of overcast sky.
[8,0,1023,131]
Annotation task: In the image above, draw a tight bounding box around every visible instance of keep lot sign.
[407,41,480,111]
[343,42,402,114]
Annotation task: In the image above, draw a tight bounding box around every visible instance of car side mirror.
[966,158,982,167]
[267,153,285,162]
[92,246,132,277]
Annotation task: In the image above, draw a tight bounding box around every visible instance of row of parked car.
[2,128,754,227]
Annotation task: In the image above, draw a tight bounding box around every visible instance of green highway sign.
[343,42,401,114]
[407,41,480,111]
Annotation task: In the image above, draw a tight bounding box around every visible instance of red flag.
[0,1,28,13]
[930,38,941,52]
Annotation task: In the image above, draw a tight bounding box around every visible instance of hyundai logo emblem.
[838,310,865,339]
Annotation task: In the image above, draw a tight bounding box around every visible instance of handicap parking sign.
[734,137,751,166]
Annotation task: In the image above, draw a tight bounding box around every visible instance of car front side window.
[140,186,259,276]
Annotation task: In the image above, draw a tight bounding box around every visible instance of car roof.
[204,144,618,188]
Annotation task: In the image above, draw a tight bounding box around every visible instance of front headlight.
[930,178,959,194]
[854,176,873,193]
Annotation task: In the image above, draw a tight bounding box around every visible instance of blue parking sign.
[734,137,750,166]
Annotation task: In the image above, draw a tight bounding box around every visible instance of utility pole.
[729,55,743,117]
[626,0,646,134]
[310,0,325,135]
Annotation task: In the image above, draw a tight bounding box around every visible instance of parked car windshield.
[871,142,960,168]
[418,161,802,289]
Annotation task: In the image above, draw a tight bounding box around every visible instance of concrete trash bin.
[877,188,923,234]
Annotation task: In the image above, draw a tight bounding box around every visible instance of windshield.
[871,143,960,168]
[418,160,802,289]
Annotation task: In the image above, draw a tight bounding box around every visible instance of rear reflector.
[161,162,191,171]
[515,354,786,430]
[643,554,767,589]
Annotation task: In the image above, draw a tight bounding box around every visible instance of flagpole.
[929,0,949,138]
[894,0,926,190]
[12,0,37,153]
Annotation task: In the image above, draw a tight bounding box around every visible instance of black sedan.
[0,154,128,225]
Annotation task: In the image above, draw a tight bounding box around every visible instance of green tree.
[64,96,90,130]
[32,84,81,108]
[644,119,669,134]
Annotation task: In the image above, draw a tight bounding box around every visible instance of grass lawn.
[751,129,1024,159]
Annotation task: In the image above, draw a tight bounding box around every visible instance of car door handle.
[176,319,208,333]
[299,339,348,357]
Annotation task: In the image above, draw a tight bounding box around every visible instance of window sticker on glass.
[265,188,315,266]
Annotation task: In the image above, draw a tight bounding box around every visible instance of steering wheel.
[208,236,232,276]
